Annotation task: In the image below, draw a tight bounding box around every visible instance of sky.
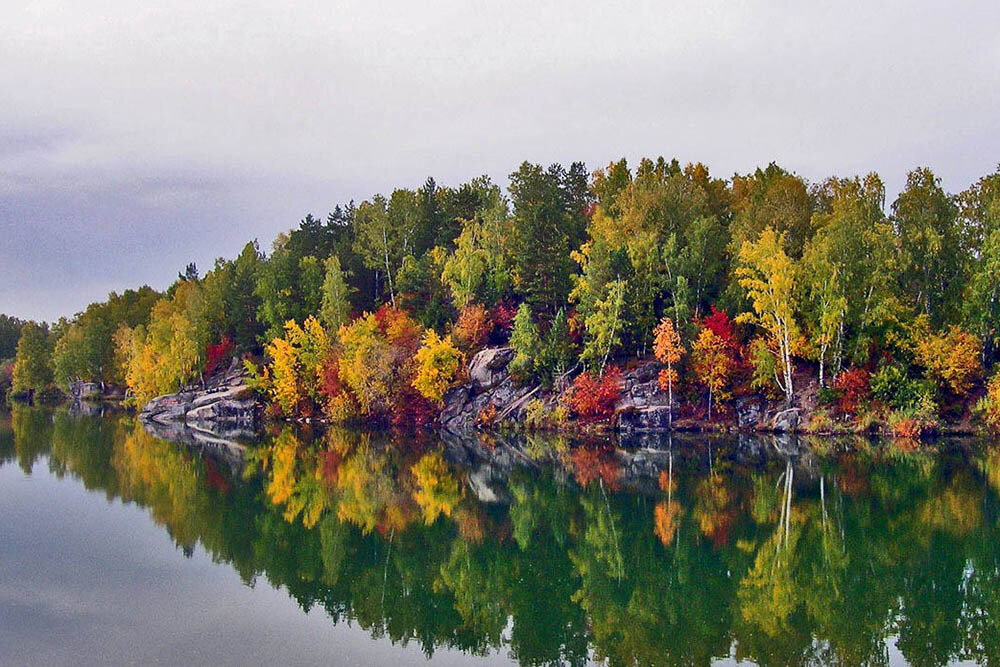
[2,0,998,322]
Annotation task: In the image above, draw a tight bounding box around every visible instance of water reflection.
[3,405,1000,666]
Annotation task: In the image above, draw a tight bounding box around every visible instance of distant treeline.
[4,158,1000,432]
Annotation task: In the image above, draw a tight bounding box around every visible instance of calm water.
[2,407,1000,665]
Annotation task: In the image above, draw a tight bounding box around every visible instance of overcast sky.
[2,0,998,322]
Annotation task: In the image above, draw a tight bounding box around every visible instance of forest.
[4,158,1000,436]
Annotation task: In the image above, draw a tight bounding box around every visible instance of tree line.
[5,158,1000,432]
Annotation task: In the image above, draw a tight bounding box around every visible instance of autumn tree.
[691,326,734,419]
[259,316,330,417]
[912,324,982,397]
[413,330,464,403]
[736,227,799,405]
[653,317,685,422]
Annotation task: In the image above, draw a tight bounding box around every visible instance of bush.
[871,362,935,411]
[888,393,938,438]
[976,372,1000,433]
[204,337,234,377]
[452,304,492,352]
[523,399,569,430]
[913,325,982,397]
[566,366,623,422]
[832,368,870,414]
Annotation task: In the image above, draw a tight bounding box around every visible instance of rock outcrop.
[140,359,259,432]
[440,347,539,431]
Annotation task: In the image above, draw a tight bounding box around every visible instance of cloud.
[1,0,998,320]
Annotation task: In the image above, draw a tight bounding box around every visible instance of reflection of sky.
[0,459,512,666]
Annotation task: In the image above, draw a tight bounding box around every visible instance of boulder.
[468,347,515,393]
[140,368,259,431]
[771,408,802,432]
[735,396,765,428]
[616,405,674,431]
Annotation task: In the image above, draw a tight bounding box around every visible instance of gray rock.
[617,405,674,431]
[771,408,802,432]
[140,369,259,431]
[735,396,765,428]
[468,347,515,393]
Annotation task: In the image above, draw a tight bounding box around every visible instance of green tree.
[509,303,541,381]
[892,167,963,324]
[11,321,53,399]
[581,279,627,376]
[320,255,353,334]
[508,162,574,313]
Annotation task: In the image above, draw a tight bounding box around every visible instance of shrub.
[523,399,569,430]
[888,393,938,438]
[204,336,234,377]
[452,304,492,352]
[871,362,935,411]
[832,368,870,414]
[913,325,982,397]
[977,372,1000,433]
[476,403,498,427]
[566,366,623,422]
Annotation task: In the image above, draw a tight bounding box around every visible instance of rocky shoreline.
[138,359,259,446]
[440,346,808,435]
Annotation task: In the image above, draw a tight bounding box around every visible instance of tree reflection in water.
[4,404,1000,666]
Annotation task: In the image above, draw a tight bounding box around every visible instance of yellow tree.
[412,330,464,403]
[692,326,734,419]
[652,316,685,423]
[736,227,799,405]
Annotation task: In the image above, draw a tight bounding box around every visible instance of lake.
[1,405,999,665]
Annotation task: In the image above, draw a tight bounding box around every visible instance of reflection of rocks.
[141,418,251,472]
[140,359,259,431]
[439,428,822,501]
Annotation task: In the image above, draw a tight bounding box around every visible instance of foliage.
[412,330,463,404]
[566,366,622,422]
[653,316,685,408]
[259,317,331,417]
[977,372,1000,433]
[320,254,353,334]
[580,279,627,375]
[832,368,871,414]
[736,227,799,404]
[11,321,53,398]
[452,304,492,352]
[0,313,25,359]
[509,303,540,382]
[870,362,936,412]
[204,337,234,377]
[692,326,735,418]
[912,324,982,397]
